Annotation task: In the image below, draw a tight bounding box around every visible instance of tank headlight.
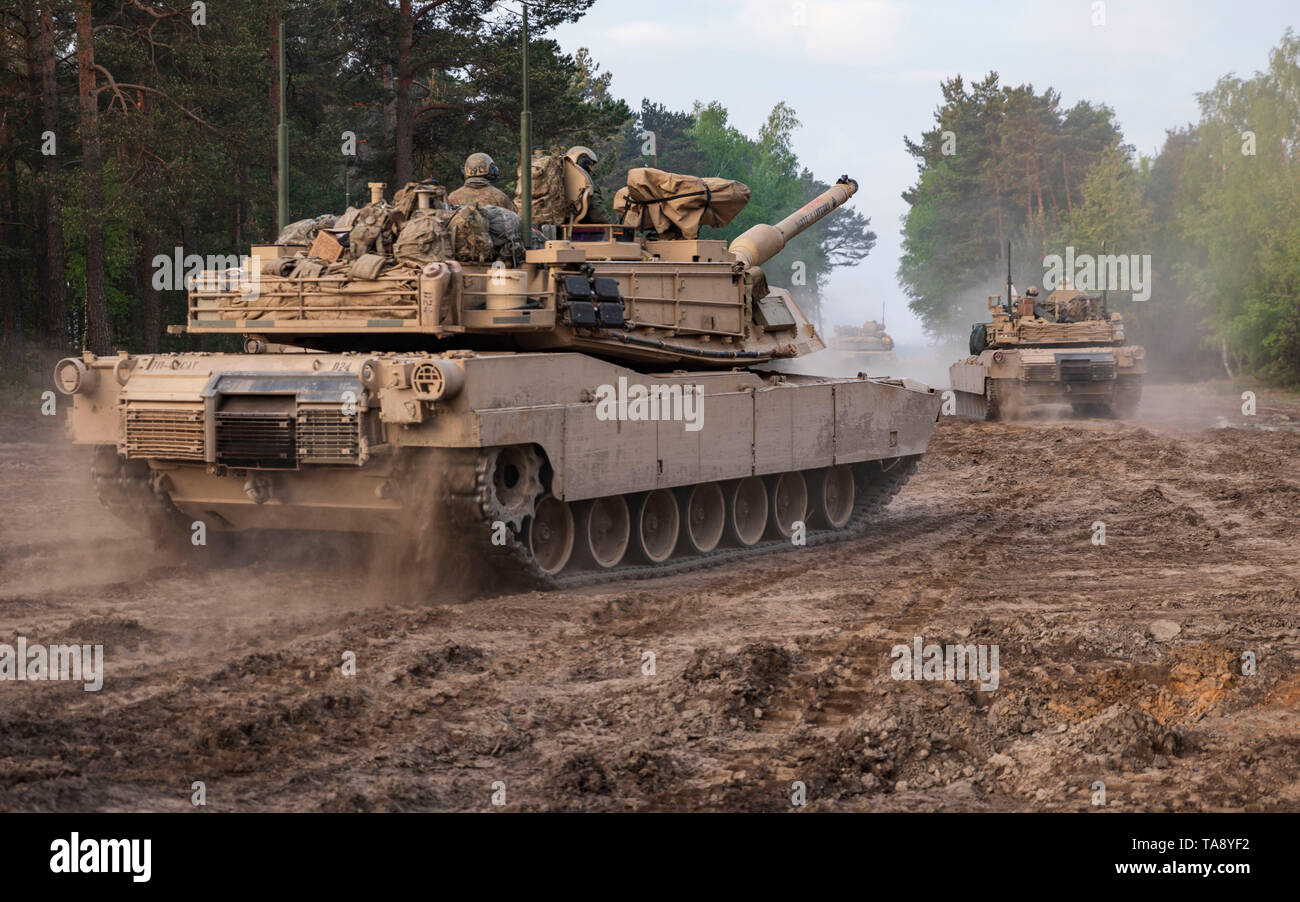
[53,358,96,395]
[113,357,135,385]
[993,351,1004,363]
[360,359,383,391]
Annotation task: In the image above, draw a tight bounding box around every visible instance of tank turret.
[975,285,1127,350]
[174,170,862,370]
[827,317,896,372]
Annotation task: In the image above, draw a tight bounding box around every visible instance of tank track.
[92,444,921,592]
[1111,375,1143,418]
[985,377,1004,421]
[90,445,190,548]
[420,450,922,591]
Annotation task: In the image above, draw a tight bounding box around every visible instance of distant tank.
[54,156,941,590]
[827,319,896,371]
[950,276,1145,420]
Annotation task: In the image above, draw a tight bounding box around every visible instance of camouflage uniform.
[448,177,514,210]
[581,181,610,224]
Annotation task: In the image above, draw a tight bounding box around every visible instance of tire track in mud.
[653,504,1007,808]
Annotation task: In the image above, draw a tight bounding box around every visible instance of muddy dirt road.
[1,383,1297,812]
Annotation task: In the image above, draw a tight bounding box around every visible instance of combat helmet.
[565,146,598,173]
[464,152,500,181]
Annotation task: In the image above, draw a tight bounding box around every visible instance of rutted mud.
[1,383,1296,811]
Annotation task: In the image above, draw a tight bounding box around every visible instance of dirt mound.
[1060,704,1183,765]
[392,643,487,685]
[680,642,797,728]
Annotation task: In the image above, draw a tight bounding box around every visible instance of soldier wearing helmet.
[448,153,514,209]
[566,146,598,174]
[564,146,608,223]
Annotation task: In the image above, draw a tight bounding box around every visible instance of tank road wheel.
[631,489,680,564]
[578,495,631,569]
[678,482,725,554]
[725,477,769,547]
[483,445,544,531]
[766,471,808,539]
[810,465,855,530]
[527,495,575,576]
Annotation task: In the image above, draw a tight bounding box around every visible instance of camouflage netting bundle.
[224,263,418,321]
[391,180,447,218]
[519,151,569,224]
[275,214,337,247]
[1063,294,1102,322]
[481,205,524,264]
[299,275,417,319]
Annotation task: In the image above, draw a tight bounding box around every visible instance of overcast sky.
[553,0,1296,347]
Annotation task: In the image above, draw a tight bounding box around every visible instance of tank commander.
[448,153,514,210]
[566,146,609,224]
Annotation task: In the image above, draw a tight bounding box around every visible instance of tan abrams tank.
[827,320,896,372]
[949,287,1146,420]
[55,170,941,589]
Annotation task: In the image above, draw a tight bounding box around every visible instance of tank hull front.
[949,345,1145,420]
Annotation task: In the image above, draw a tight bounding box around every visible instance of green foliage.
[1173,29,1300,381]
[1057,147,1153,256]
[899,72,1125,336]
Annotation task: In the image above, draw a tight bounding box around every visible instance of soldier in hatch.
[566,146,609,224]
[448,153,514,209]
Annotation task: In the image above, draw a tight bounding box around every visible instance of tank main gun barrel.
[728,175,858,267]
